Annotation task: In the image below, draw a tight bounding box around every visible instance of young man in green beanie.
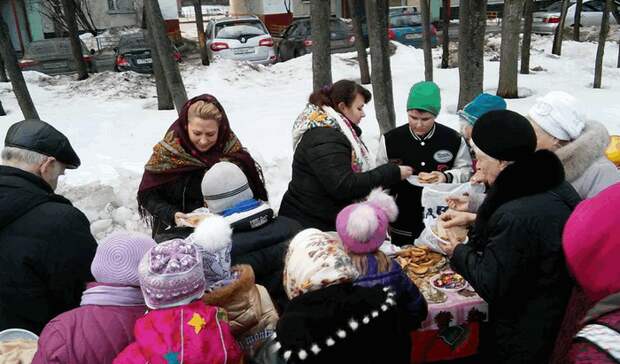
[376,81,473,245]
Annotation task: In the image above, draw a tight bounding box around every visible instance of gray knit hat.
[201,161,254,214]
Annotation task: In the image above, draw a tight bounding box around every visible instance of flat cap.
[4,119,81,169]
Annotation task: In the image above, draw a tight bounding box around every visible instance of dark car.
[18,38,96,75]
[277,17,356,62]
[114,31,182,73]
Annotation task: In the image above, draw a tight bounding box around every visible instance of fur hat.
[185,215,234,290]
[336,189,398,254]
[472,110,537,162]
[138,239,206,309]
[91,232,156,286]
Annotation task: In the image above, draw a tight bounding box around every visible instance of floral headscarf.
[283,228,359,299]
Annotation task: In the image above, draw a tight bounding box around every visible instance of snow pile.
[1,36,620,241]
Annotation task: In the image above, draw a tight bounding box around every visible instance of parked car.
[277,17,356,62]
[18,38,96,75]
[360,8,438,49]
[205,16,276,65]
[114,31,182,74]
[532,0,617,34]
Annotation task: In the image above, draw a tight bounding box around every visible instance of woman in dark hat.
[137,95,268,240]
[438,110,581,363]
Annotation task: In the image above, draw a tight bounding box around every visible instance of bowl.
[430,271,468,292]
[0,328,38,342]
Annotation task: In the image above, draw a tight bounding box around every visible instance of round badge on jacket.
[433,150,454,163]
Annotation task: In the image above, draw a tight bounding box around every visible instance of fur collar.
[473,150,565,237]
[201,265,255,305]
[555,120,610,183]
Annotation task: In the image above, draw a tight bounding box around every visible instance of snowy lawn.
[1,36,619,239]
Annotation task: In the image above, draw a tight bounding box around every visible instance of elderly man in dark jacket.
[438,110,580,364]
[0,119,97,334]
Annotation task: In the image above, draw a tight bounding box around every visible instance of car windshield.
[328,20,348,33]
[389,14,422,28]
[119,35,147,50]
[216,21,266,39]
[544,1,564,11]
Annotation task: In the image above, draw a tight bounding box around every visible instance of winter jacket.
[32,305,146,364]
[0,166,97,334]
[450,151,580,363]
[568,292,620,363]
[279,127,401,231]
[202,265,278,355]
[140,169,204,237]
[556,120,620,199]
[254,283,413,364]
[354,257,428,329]
[114,301,243,364]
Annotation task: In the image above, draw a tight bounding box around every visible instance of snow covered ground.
[1,35,619,240]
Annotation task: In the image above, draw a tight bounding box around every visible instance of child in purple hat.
[336,189,428,328]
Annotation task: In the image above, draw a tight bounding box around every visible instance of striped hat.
[201,161,254,214]
[91,232,156,286]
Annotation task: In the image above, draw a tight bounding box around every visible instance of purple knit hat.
[138,239,206,309]
[336,189,398,254]
[91,232,156,286]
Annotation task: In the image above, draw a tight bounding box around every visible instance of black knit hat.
[471,110,536,162]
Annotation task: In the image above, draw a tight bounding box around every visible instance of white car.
[532,0,617,34]
[205,16,276,65]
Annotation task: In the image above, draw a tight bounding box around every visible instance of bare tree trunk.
[618,38,620,68]
[193,0,209,66]
[348,0,370,84]
[441,0,450,69]
[458,0,487,109]
[498,0,524,98]
[552,0,570,55]
[0,100,5,116]
[574,0,583,41]
[61,0,89,80]
[144,0,187,113]
[420,0,433,81]
[521,0,534,74]
[310,0,332,91]
[593,0,611,88]
[143,8,173,110]
[366,0,395,134]
[0,54,8,82]
[0,18,39,119]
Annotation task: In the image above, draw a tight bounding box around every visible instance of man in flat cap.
[0,119,96,334]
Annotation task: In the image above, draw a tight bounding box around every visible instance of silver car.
[18,38,96,75]
[205,16,276,65]
[533,0,617,34]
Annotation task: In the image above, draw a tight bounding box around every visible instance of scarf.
[137,94,268,214]
[292,103,374,173]
[283,228,359,300]
[80,282,145,307]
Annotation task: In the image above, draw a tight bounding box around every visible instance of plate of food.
[178,209,213,228]
[395,246,447,278]
[430,271,468,292]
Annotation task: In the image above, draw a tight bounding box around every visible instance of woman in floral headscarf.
[279,80,412,232]
[137,94,268,239]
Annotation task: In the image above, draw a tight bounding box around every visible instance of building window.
[108,0,135,13]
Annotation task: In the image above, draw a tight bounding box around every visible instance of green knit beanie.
[407,81,441,115]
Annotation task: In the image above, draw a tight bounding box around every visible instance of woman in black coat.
[439,110,581,364]
[279,80,412,231]
[137,94,268,239]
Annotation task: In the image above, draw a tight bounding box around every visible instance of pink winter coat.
[114,300,243,364]
[32,305,146,364]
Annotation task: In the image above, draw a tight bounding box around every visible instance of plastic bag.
[414,183,483,254]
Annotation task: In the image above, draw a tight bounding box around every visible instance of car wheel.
[294,49,301,59]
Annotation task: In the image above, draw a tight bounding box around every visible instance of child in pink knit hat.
[114,239,243,364]
[336,189,428,328]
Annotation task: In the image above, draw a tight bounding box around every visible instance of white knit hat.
[201,161,254,214]
[528,91,586,141]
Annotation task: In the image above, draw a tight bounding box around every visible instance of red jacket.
[32,305,146,364]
